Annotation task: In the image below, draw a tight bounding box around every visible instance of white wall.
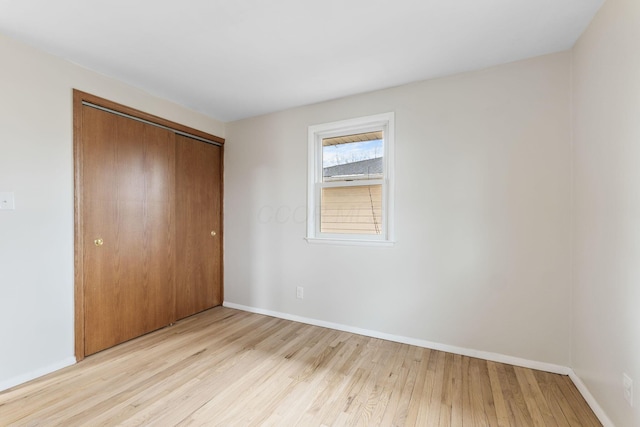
[225,52,572,366]
[572,0,640,425]
[4,8,635,423]
[0,33,224,391]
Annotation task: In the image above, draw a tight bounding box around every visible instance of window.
[307,112,395,245]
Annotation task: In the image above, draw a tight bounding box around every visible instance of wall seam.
[568,47,575,372]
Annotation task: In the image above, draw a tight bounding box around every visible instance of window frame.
[306,112,395,246]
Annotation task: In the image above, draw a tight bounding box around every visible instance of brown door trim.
[73,90,224,361]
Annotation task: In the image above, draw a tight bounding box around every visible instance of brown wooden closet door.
[82,107,176,355]
[175,135,222,320]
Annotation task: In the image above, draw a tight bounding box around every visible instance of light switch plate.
[0,192,15,210]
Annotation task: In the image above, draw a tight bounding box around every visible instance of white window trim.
[306,112,395,246]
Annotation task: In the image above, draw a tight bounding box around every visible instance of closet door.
[175,135,223,319]
[82,106,176,356]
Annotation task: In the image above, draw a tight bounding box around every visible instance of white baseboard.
[0,357,76,393]
[568,370,615,427]
[223,301,570,375]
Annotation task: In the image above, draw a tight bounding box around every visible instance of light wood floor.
[0,307,601,426]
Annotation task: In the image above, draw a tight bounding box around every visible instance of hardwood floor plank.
[178,327,343,425]
[352,342,409,425]
[449,353,464,426]
[487,361,511,427]
[347,342,397,426]
[545,375,586,427]
[501,363,536,426]
[124,320,307,426]
[0,307,602,427]
[460,354,475,425]
[437,352,454,427]
[384,345,423,426]
[297,335,369,425]
[514,365,558,426]
[469,357,491,426]
[532,369,573,427]
[336,339,389,425]
[425,350,446,426]
[556,374,602,427]
[478,359,499,426]
[403,347,432,425]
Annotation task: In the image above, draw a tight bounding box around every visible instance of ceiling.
[0,0,604,122]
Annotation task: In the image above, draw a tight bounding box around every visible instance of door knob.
[211,231,216,237]
[94,238,104,247]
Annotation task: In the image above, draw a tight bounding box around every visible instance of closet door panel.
[139,124,177,328]
[82,107,175,355]
[175,135,222,320]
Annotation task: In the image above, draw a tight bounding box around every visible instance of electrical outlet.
[0,192,15,210]
[296,286,304,299]
[623,373,633,407]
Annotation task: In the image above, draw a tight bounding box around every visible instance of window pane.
[322,134,383,183]
[321,184,382,234]
[308,112,394,242]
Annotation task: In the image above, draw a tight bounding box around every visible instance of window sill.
[304,237,396,247]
